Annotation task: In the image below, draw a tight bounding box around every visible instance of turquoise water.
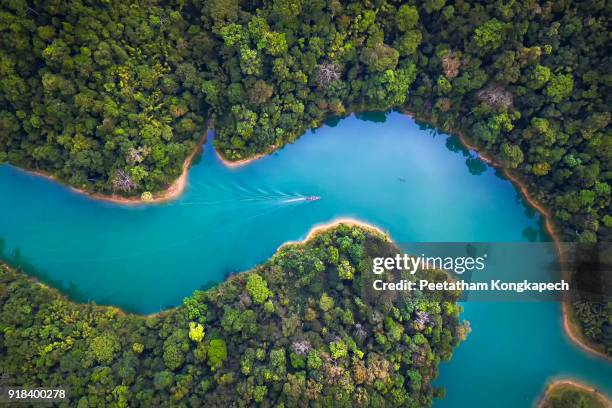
[0,112,609,405]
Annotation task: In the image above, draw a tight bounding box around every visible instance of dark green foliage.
[1,1,609,243]
[572,301,611,356]
[0,1,205,195]
[0,225,466,406]
[0,0,610,357]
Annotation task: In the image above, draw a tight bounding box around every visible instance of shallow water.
[0,112,609,405]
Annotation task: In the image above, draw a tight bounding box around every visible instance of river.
[0,112,609,406]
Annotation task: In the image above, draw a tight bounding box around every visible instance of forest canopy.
[0,0,610,357]
[0,224,468,407]
[0,0,609,240]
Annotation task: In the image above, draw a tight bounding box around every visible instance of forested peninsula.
[0,0,610,358]
[0,224,468,407]
[538,380,611,408]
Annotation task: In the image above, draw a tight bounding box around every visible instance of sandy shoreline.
[536,379,611,408]
[214,145,278,168]
[280,217,389,250]
[4,114,610,359]
[16,132,207,205]
[447,124,610,361]
[114,219,386,317]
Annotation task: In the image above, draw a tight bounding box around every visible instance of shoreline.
[15,132,208,205]
[449,124,610,361]
[3,113,610,358]
[279,217,389,250]
[536,379,611,408]
[214,145,278,168]
[1,220,386,319]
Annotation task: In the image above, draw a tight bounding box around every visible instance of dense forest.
[0,0,609,357]
[0,225,467,407]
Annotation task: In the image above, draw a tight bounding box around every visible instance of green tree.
[473,19,506,51]
[546,74,574,103]
[90,334,119,365]
[360,43,399,72]
[246,273,272,304]
[207,339,228,370]
[396,5,419,31]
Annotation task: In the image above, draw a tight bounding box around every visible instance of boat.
[305,196,321,201]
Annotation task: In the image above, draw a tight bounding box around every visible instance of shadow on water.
[465,157,487,176]
[356,111,390,123]
[0,238,86,303]
[323,115,342,127]
[445,136,471,157]
[324,110,390,128]
[444,136,487,176]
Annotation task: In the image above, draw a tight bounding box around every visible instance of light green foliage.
[253,385,267,403]
[365,65,417,107]
[532,162,551,176]
[90,334,119,364]
[327,246,339,265]
[531,117,556,145]
[207,339,228,370]
[546,74,574,102]
[488,112,515,135]
[182,291,207,320]
[319,292,335,312]
[246,273,272,304]
[263,299,275,313]
[329,340,348,359]
[337,258,355,280]
[132,343,145,354]
[528,65,551,89]
[270,348,287,378]
[189,322,205,342]
[396,5,419,31]
[473,19,506,50]
[306,350,323,370]
[384,317,404,341]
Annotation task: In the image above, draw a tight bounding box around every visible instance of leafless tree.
[127,146,149,164]
[414,310,433,331]
[441,53,461,79]
[315,61,341,88]
[291,340,312,356]
[475,84,514,110]
[354,323,367,340]
[112,169,136,192]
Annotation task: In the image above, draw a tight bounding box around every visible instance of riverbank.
[15,133,207,205]
[3,113,608,359]
[1,219,388,321]
[280,217,389,250]
[214,144,278,168]
[445,121,610,361]
[537,379,611,408]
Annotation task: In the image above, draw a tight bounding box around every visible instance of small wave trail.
[280,195,321,204]
[282,197,308,203]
